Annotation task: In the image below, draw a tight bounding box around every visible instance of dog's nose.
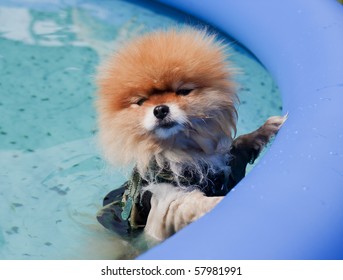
[153,105,170,120]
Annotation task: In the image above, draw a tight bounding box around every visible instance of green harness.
[97,159,235,237]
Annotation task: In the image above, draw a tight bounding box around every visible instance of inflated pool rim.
[139,0,343,259]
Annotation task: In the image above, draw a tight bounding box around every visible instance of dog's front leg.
[228,115,287,187]
[144,183,223,240]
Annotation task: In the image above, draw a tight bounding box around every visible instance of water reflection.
[0,0,281,259]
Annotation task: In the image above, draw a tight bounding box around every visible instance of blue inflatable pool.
[140,0,343,259]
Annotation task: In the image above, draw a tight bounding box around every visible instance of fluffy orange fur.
[96,28,237,177]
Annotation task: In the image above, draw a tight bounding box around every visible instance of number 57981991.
[194,266,242,276]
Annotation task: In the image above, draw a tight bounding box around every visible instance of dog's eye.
[136,97,147,106]
[176,88,193,96]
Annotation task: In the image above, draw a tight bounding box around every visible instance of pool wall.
[139,0,343,259]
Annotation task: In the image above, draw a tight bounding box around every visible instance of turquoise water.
[0,0,282,259]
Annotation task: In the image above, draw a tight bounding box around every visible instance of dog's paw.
[251,114,287,154]
[261,114,288,139]
[231,114,287,166]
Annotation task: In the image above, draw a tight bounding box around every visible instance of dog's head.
[97,29,237,174]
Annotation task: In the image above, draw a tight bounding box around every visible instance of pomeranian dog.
[96,28,285,240]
